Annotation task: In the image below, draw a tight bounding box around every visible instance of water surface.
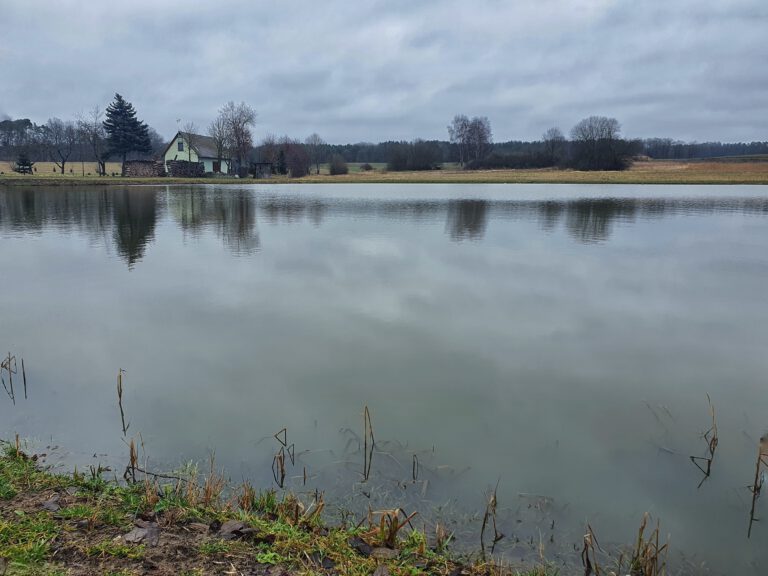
[2,184,768,573]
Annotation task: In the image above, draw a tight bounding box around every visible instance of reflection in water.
[564,199,638,243]
[112,189,158,268]
[168,189,260,254]
[3,187,768,267]
[446,199,488,241]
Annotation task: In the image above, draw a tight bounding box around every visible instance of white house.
[163,131,231,174]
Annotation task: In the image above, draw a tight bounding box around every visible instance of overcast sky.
[1,0,766,143]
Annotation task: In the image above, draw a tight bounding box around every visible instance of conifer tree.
[103,93,152,175]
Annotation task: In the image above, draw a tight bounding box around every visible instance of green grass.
[0,511,59,564]
[85,541,146,559]
[0,440,587,576]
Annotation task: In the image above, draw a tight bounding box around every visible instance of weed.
[198,539,232,555]
[689,394,719,488]
[85,541,145,559]
[0,511,58,564]
[56,504,96,520]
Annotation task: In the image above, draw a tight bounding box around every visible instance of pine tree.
[13,151,34,174]
[103,93,152,175]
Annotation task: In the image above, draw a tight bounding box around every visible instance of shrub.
[329,154,348,175]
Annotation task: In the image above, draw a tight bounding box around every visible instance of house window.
[178,141,184,152]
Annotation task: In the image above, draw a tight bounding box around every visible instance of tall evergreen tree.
[103,93,152,175]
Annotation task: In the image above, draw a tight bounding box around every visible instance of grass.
[0,440,557,576]
[2,159,768,186]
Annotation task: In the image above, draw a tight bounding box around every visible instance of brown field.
[0,161,124,177]
[2,160,768,186]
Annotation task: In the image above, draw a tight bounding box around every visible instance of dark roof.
[164,131,230,160]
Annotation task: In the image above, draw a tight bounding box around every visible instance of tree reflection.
[4,189,768,259]
[446,199,489,241]
[112,189,158,268]
[563,199,637,243]
[168,188,260,254]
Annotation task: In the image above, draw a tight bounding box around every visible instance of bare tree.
[448,114,470,165]
[259,134,279,165]
[569,116,636,170]
[44,118,77,174]
[182,121,197,164]
[217,101,256,174]
[285,139,310,177]
[76,106,108,176]
[304,133,326,174]
[449,115,491,164]
[570,116,621,143]
[208,116,231,172]
[542,127,566,165]
[467,116,492,161]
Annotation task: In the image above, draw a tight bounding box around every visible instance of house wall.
[200,158,229,174]
[164,134,199,167]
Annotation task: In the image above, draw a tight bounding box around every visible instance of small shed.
[250,162,273,179]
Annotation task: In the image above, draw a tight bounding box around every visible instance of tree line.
[3,96,767,177]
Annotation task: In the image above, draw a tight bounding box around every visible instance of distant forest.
[322,139,768,163]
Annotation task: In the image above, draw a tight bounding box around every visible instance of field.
[2,159,768,185]
[0,161,124,177]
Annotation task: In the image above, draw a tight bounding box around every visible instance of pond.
[1,183,768,573]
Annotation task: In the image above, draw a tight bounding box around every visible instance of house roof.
[164,131,229,160]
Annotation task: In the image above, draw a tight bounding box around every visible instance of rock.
[348,536,373,557]
[371,548,399,560]
[121,522,160,547]
[309,551,336,570]
[41,494,60,512]
[187,522,210,533]
[372,566,390,576]
[218,519,256,540]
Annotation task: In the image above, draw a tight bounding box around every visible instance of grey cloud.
[1,0,766,143]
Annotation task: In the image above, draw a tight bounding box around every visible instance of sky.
[1,0,767,144]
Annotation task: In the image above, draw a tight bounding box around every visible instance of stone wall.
[124,160,165,178]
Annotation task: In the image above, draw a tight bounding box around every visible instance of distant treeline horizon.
[320,138,768,164]
[2,113,767,170]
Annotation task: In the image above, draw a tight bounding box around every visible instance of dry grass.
[0,161,123,176]
[2,159,768,185]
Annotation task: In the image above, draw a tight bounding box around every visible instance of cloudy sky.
[1,0,766,143]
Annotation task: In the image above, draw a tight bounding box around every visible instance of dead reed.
[363,508,418,548]
[1,353,17,404]
[116,368,128,436]
[626,513,668,576]
[363,405,375,482]
[480,480,504,554]
[747,433,768,538]
[581,524,602,576]
[689,394,718,488]
[271,427,296,488]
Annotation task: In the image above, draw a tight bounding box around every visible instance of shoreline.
[0,439,560,576]
[2,161,768,186]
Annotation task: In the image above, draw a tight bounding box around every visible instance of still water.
[1,184,768,573]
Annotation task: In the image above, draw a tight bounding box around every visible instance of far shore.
[2,159,768,186]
